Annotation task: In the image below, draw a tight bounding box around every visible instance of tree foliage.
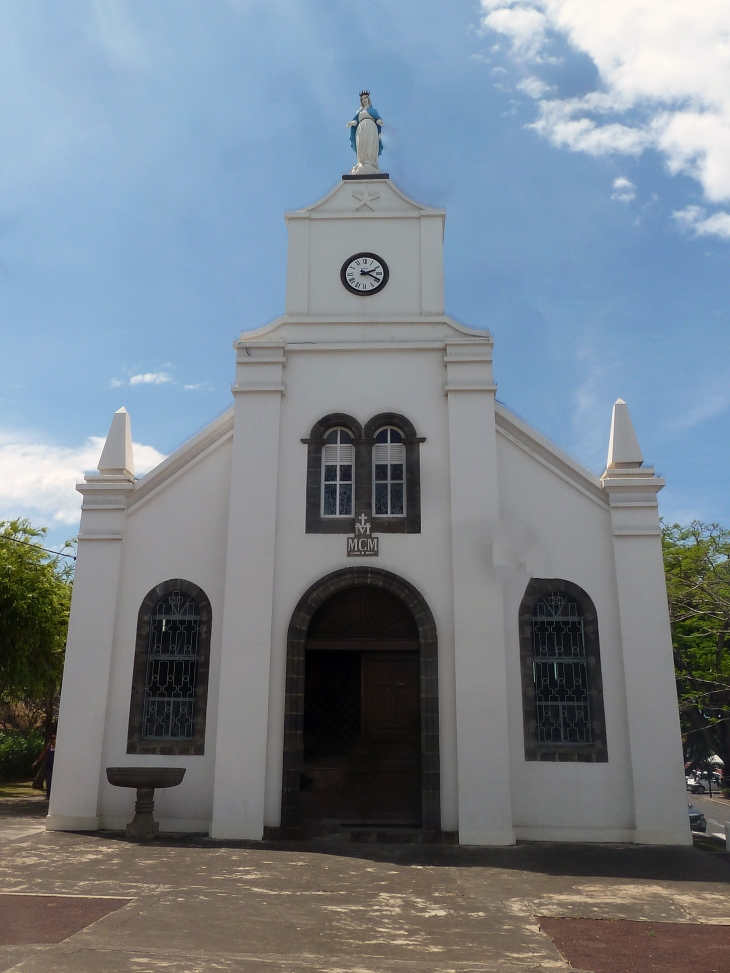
[662,521,730,773]
[0,520,73,705]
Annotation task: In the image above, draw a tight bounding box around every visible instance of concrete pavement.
[0,815,728,972]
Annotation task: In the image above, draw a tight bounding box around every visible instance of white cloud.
[517,76,551,98]
[673,205,730,239]
[481,3,549,61]
[611,176,636,202]
[129,371,172,385]
[109,377,124,388]
[480,0,730,232]
[0,434,166,525]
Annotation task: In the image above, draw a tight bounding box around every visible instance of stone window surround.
[519,578,609,763]
[302,412,423,534]
[126,578,212,756]
[278,566,441,834]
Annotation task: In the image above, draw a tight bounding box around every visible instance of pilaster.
[601,461,691,845]
[47,474,134,831]
[445,339,515,845]
[210,342,286,839]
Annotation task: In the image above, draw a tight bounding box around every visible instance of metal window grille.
[322,428,354,516]
[143,591,199,739]
[532,592,592,745]
[373,427,405,516]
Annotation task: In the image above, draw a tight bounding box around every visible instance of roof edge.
[284,177,445,219]
[237,314,492,341]
[495,403,607,505]
[128,406,235,509]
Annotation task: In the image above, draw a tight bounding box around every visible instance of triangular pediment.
[286,178,444,221]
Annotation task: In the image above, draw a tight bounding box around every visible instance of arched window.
[373,427,406,517]
[322,428,354,517]
[519,579,607,762]
[531,592,591,744]
[127,579,212,755]
[143,591,200,740]
[303,413,422,534]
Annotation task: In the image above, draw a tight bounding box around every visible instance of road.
[688,790,730,841]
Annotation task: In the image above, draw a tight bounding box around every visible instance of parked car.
[688,804,707,832]
[686,771,724,794]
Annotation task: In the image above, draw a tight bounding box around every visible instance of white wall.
[496,432,636,839]
[95,436,233,831]
[262,344,460,832]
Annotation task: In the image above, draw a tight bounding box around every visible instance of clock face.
[340,252,389,295]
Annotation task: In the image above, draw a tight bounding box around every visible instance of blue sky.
[0,0,728,549]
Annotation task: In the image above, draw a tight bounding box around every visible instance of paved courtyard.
[1,791,729,972]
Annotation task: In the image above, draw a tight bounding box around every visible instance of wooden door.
[299,650,421,827]
[358,652,421,825]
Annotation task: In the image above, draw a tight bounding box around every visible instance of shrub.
[0,729,44,782]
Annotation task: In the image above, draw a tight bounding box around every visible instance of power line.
[1,535,76,561]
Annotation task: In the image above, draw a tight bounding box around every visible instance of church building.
[48,113,691,845]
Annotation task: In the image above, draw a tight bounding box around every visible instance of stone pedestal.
[106,768,186,841]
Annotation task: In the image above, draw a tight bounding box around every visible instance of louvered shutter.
[323,442,354,467]
[372,444,390,466]
[372,442,405,466]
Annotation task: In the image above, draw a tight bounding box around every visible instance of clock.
[340,252,389,295]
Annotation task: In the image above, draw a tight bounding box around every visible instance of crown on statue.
[359,90,370,98]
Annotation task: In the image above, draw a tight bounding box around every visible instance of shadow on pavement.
[80,829,730,883]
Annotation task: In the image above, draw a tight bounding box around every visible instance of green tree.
[662,521,730,775]
[0,520,73,741]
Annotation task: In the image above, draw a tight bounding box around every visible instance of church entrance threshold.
[280,568,441,836]
[301,648,421,827]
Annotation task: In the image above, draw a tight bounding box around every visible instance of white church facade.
[48,160,691,845]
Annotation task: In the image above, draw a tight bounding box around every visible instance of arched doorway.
[281,568,440,834]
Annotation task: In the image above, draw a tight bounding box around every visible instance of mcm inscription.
[347,513,379,557]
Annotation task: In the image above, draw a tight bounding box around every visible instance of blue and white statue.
[347,91,383,175]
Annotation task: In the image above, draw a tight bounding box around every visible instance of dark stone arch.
[519,578,608,762]
[363,413,423,534]
[302,414,363,534]
[280,567,440,832]
[126,578,212,756]
[305,413,364,444]
[363,412,420,442]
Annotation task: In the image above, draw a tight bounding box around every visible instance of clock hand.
[360,269,381,278]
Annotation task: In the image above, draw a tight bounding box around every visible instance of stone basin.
[106,767,186,840]
[106,767,186,790]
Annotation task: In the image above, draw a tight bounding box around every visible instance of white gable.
[284,178,446,319]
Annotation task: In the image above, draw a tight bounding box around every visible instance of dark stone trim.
[519,578,608,763]
[363,413,422,534]
[304,412,422,534]
[126,578,212,756]
[342,173,390,180]
[281,567,440,831]
[304,414,362,534]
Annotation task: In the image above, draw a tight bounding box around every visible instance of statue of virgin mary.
[347,92,383,175]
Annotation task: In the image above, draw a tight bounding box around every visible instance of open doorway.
[300,587,421,827]
[280,568,441,835]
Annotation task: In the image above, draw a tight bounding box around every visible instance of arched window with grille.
[519,579,608,762]
[127,579,212,755]
[373,427,406,517]
[322,427,355,517]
